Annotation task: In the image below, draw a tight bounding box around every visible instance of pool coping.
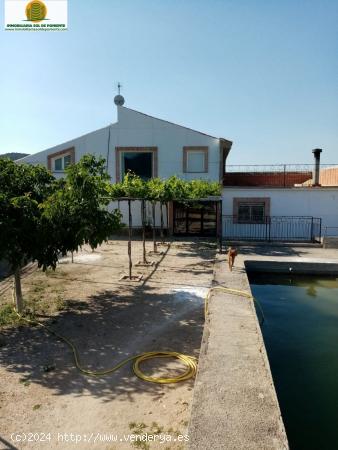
[188,249,338,449]
[245,259,338,275]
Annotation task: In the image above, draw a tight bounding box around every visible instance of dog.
[227,247,238,271]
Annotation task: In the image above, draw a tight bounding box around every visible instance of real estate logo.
[25,0,47,22]
[5,0,67,31]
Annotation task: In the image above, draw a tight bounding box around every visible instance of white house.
[222,150,338,242]
[19,97,338,242]
[19,96,232,236]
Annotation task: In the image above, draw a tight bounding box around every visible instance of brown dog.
[227,247,238,271]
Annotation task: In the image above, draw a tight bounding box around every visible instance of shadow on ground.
[233,244,311,257]
[0,240,212,403]
[0,435,19,450]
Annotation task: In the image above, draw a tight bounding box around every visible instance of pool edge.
[188,253,289,450]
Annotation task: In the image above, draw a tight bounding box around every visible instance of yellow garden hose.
[206,286,265,324]
[13,307,197,384]
[12,285,259,385]
[206,286,253,317]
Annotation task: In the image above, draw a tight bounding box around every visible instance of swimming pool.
[248,272,338,450]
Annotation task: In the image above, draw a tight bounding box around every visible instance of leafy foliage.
[108,173,221,202]
[0,155,122,273]
[186,179,221,199]
[42,155,122,261]
[0,158,55,270]
[109,172,148,199]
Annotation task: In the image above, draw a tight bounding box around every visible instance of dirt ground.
[0,239,216,450]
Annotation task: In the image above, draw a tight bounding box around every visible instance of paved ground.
[0,240,216,450]
[188,244,338,450]
[3,242,338,450]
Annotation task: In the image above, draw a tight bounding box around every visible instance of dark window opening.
[238,202,265,223]
[122,152,152,180]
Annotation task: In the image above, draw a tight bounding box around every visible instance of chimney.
[312,148,322,186]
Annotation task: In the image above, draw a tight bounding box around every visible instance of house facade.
[19,100,338,242]
[19,100,232,236]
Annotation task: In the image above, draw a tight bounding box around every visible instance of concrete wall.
[222,187,338,233]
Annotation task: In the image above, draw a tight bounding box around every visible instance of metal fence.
[324,227,338,237]
[223,164,338,187]
[222,215,322,242]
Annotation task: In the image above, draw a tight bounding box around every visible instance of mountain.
[0,152,29,161]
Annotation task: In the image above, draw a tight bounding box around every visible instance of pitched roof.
[121,106,232,145]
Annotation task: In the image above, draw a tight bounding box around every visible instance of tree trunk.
[152,202,157,253]
[166,202,169,234]
[71,251,74,263]
[14,268,23,313]
[128,199,132,279]
[141,199,148,264]
[160,203,164,243]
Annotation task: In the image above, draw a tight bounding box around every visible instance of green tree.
[107,174,222,278]
[0,155,121,313]
[43,154,122,262]
[0,158,55,312]
[118,173,150,276]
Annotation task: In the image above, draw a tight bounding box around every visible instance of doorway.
[173,201,218,236]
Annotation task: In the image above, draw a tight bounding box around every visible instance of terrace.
[223,163,338,187]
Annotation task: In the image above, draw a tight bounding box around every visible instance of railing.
[222,215,322,242]
[324,227,338,237]
[223,164,338,187]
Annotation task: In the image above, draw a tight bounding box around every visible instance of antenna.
[114,82,125,106]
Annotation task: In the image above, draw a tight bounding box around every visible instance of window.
[183,147,208,173]
[47,147,75,172]
[63,154,72,168]
[187,152,205,172]
[54,157,62,171]
[238,202,265,223]
[115,147,158,182]
[53,154,72,171]
[121,152,152,180]
[233,197,270,223]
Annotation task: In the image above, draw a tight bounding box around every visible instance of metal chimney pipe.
[312,148,322,186]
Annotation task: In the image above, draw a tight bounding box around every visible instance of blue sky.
[1,0,337,164]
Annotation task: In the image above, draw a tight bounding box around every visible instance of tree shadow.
[233,244,310,257]
[0,282,204,403]
[0,239,216,406]
[168,239,217,261]
[0,435,19,450]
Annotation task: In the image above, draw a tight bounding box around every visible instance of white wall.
[19,106,222,225]
[222,187,338,234]
[109,200,167,229]
[19,126,112,180]
[112,107,221,182]
[19,106,221,183]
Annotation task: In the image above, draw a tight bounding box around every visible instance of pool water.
[248,272,338,450]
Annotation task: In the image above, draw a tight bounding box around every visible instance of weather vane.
[114,82,125,106]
